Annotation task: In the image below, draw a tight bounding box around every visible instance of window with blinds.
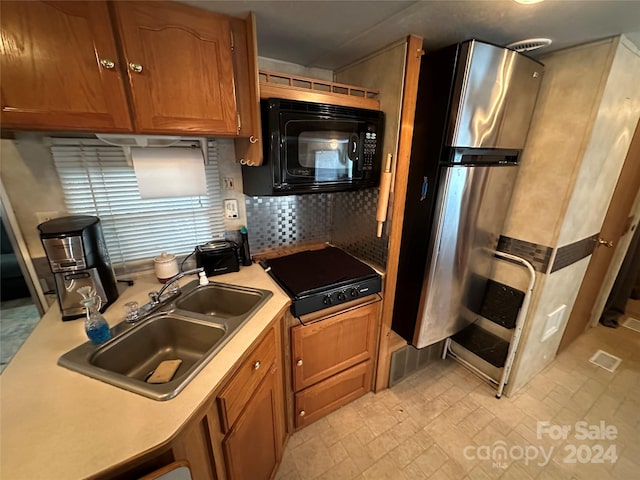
[50,138,225,267]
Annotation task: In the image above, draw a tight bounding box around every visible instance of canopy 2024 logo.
[463,421,618,470]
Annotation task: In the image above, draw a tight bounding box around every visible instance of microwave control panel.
[362,131,377,171]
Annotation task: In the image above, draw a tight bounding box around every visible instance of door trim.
[0,179,47,314]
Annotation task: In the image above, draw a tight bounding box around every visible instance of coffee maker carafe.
[38,215,119,321]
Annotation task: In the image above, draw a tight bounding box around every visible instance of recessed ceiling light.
[514,0,545,4]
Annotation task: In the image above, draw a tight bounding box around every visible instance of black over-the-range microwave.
[241,98,385,196]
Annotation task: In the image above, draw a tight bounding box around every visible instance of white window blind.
[51,138,225,266]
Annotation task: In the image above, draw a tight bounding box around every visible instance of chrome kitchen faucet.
[124,268,205,324]
[149,267,205,305]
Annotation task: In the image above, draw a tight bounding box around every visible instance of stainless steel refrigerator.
[392,40,544,349]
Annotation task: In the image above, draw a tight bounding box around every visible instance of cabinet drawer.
[291,302,378,391]
[294,360,372,429]
[217,328,276,433]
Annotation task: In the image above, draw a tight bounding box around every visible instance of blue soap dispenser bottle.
[77,286,111,345]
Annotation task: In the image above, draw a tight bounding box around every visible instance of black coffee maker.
[38,215,119,320]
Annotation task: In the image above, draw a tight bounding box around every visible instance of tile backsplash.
[244,194,333,254]
[551,234,599,273]
[497,235,553,273]
[331,188,389,269]
[244,187,390,269]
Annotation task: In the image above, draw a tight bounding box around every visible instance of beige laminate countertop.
[0,265,290,480]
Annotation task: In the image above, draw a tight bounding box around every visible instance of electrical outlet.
[36,211,65,224]
[223,199,239,219]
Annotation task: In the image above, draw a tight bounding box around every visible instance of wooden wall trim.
[374,34,424,392]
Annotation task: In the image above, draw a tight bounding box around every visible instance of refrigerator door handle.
[420,176,428,201]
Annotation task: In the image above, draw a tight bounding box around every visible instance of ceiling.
[184,0,640,71]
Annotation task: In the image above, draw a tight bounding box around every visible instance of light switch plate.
[223,177,235,190]
[223,199,239,219]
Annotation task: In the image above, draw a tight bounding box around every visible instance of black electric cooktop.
[264,246,382,317]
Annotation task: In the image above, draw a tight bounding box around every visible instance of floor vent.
[589,350,622,373]
[389,341,443,387]
[621,317,640,333]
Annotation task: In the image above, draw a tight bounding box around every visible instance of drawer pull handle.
[100,59,115,69]
[299,410,306,417]
[129,62,143,73]
[253,361,261,370]
[296,359,303,367]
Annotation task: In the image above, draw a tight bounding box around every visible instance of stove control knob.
[337,291,346,301]
[350,288,359,297]
[323,294,332,305]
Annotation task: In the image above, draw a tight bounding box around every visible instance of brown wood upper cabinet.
[111,1,238,135]
[0,1,133,132]
[1,1,252,137]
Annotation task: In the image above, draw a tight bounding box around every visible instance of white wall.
[503,38,617,247]
[504,35,640,395]
[0,136,66,257]
[0,135,245,260]
[556,36,640,246]
[258,56,333,80]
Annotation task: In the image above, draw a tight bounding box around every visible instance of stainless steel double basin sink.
[58,281,272,400]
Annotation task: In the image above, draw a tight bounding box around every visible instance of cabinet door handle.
[129,62,143,73]
[298,410,306,417]
[253,361,261,370]
[99,59,115,69]
[296,359,303,367]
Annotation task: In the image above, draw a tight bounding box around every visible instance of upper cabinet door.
[0,1,133,132]
[112,1,239,135]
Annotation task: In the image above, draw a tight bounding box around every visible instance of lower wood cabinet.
[172,415,218,479]
[97,316,286,480]
[216,324,285,480]
[223,364,282,479]
[295,360,372,429]
[288,296,380,430]
[291,301,378,391]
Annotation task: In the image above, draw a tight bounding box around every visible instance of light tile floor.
[276,318,639,480]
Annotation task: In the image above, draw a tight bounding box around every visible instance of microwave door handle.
[356,133,365,171]
[348,134,359,163]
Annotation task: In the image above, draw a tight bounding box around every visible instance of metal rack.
[443,251,536,398]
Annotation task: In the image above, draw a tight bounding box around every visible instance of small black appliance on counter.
[263,246,382,317]
[195,240,240,276]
